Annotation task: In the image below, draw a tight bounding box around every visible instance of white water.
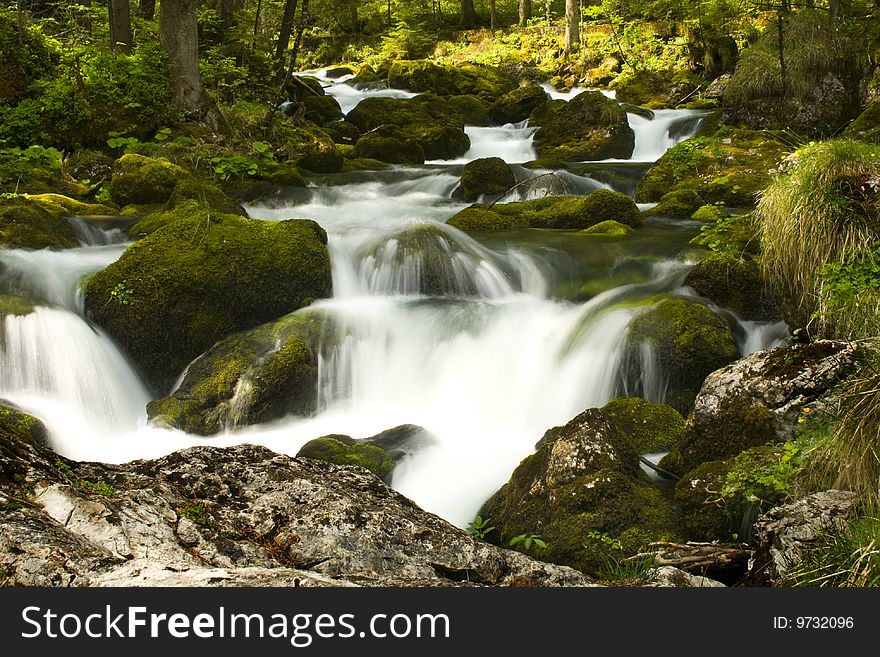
[0,77,786,528]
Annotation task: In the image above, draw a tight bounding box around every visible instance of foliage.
[108,281,135,306]
[720,440,802,507]
[466,515,495,539]
[509,532,547,551]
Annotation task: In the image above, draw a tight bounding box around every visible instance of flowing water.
[0,77,787,527]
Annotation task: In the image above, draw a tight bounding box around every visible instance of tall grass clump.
[756,139,880,337]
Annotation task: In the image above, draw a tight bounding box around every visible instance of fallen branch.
[624,540,752,574]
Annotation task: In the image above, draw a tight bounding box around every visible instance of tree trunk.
[159,0,224,128]
[564,0,579,53]
[349,0,358,32]
[108,0,133,53]
[489,0,497,31]
[461,0,475,29]
[217,0,235,27]
[139,0,155,20]
[275,0,299,80]
[519,0,531,26]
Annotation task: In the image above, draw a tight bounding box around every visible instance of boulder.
[635,128,789,207]
[354,133,425,165]
[748,490,859,583]
[660,340,863,476]
[83,207,332,393]
[531,91,635,161]
[0,418,593,587]
[446,94,493,126]
[108,154,190,207]
[387,60,512,99]
[302,95,343,126]
[458,157,516,202]
[684,254,781,321]
[649,566,726,587]
[347,95,470,160]
[843,101,880,144]
[479,405,680,575]
[0,197,79,249]
[600,397,685,454]
[626,297,739,414]
[643,189,705,219]
[491,85,550,124]
[279,123,344,173]
[447,190,642,232]
[580,220,633,237]
[146,309,329,434]
[615,70,705,109]
[297,425,436,483]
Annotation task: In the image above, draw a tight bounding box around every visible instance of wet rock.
[615,70,705,109]
[491,84,550,124]
[684,254,781,321]
[0,197,79,249]
[108,154,189,207]
[458,157,516,202]
[649,566,726,587]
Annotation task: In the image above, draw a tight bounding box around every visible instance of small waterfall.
[627,109,707,162]
[68,217,130,246]
[428,121,538,164]
[734,318,790,356]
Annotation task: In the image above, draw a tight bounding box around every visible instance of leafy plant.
[720,441,803,507]
[509,533,547,551]
[108,280,134,305]
[466,515,495,540]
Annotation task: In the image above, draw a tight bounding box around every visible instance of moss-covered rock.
[302,95,344,126]
[531,91,635,161]
[0,401,48,447]
[690,212,760,256]
[164,178,244,216]
[322,119,361,145]
[673,459,737,541]
[279,123,344,173]
[108,154,190,207]
[146,310,329,434]
[615,70,705,109]
[0,197,79,249]
[635,128,789,207]
[643,189,705,219]
[260,161,307,187]
[448,190,642,232]
[387,60,512,99]
[67,149,114,182]
[600,397,685,453]
[626,297,739,414]
[83,206,333,392]
[25,194,117,217]
[347,95,470,160]
[0,294,35,317]
[491,84,550,124]
[297,425,435,483]
[459,157,516,202]
[479,407,680,575]
[354,133,425,165]
[843,101,880,144]
[580,220,633,237]
[690,203,728,223]
[684,253,781,321]
[660,340,861,476]
[446,94,493,126]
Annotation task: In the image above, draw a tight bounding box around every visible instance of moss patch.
[0,197,79,249]
[108,154,190,207]
[601,397,685,453]
[459,157,516,202]
[297,436,396,482]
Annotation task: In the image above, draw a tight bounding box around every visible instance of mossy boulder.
[354,133,425,165]
[635,128,789,207]
[260,161,307,187]
[280,124,344,173]
[387,60,512,99]
[0,197,79,249]
[448,190,642,232]
[322,119,361,145]
[615,70,705,109]
[108,154,190,207]
[690,204,728,223]
[297,425,435,483]
[530,91,635,161]
[626,297,739,414]
[347,95,470,160]
[458,157,516,202]
[684,254,781,321]
[147,309,329,434]
[302,95,344,126]
[689,212,760,256]
[843,101,880,144]
[83,207,333,392]
[0,294,35,317]
[130,178,245,236]
[446,94,493,126]
[580,220,633,237]
[600,397,685,454]
[67,149,114,182]
[479,407,680,575]
[673,459,737,541]
[0,401,48,447]
[643,189,705,219]
[660,340,862,476]
[25,194,117,217]
[491,84,550,124]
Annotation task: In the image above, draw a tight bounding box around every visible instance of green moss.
[26,194,117,216]
[684,253,780,321]
[600,397,685,453]
[490,84,549,124]
[673,459,736,541]
[643,189,705,219]
[302,95,343,126]
[341,158,390,172]
[0,295,35,317]
[636,128,789,207]
[447,206,525,232]
[280,123,343,173]
[297,436,396,482]
[0,197,79,249]
[531,91,634,161]
[84,205,332,392]
[0,404,48,447]
[108,154,190,207]
[580,220,634,237]
[164,178,244,216]
[178,503,209,526]
[843,102,880,144]
[615,69,705,109]
[690,212,760,256]
[387,60,512,99]
[459,157,516,201]
[628,297,739,414]
[446,94,493,126]
[354,134,425,165]
[690,204,728,223]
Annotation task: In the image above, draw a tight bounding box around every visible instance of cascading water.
[0,76,788,528]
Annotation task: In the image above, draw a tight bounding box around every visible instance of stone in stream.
[0,196,81,249]
[490,84,550,124]
[457,157,516,202]
[0,407,594,587]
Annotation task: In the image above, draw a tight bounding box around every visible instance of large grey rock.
[661,340,863,475]
[748,490,859,583]
[0,421,594,587]
[649,566,726,588]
